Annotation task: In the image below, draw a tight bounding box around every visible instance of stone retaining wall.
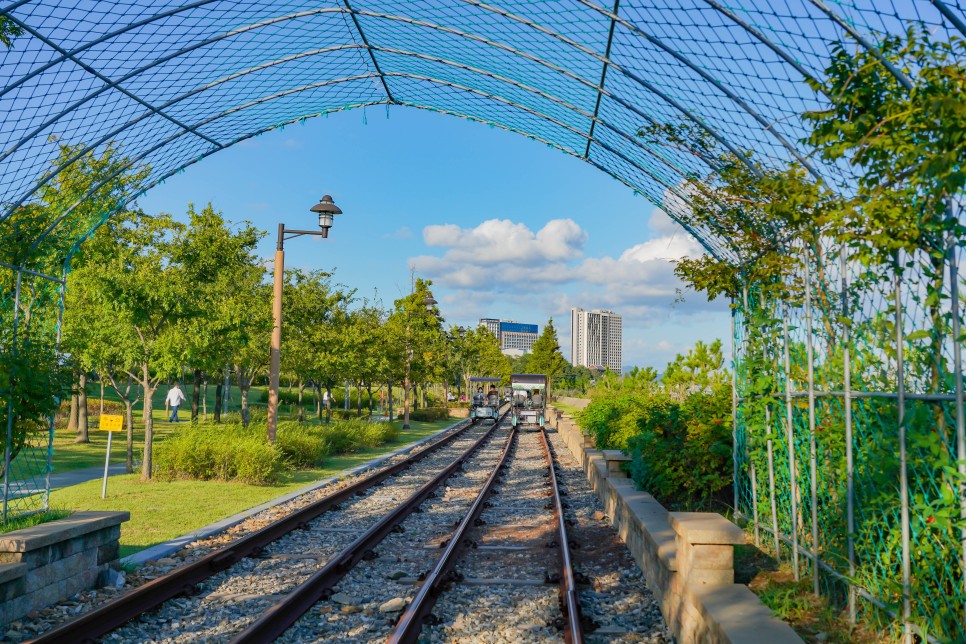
[0,511,129,625]
[548,407,801,644]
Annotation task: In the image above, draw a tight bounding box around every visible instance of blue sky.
[138,105,729,369]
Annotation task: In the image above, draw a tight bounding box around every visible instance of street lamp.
[267,195,343,443]
[402,291,437,430]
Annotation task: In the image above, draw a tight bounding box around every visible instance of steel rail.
[26,417,482,644]
[230,408,510,643]
[539,428,585,643]
[388,423,518,643]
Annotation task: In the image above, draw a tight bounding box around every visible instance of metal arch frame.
[454,0,763,177]
[27,79,387,255]
[0,4,722,223]
[341,0,396,104]
[4,15,222,150]
[55,95,729,272]
[0,0,220,101]
[1,44,369,220]
[574,0,823,178]
[7,37,700,229]
[30,69,723,260]
[930,0,966,37]
[806,0,914,91]
[1,3,746,188]
[0,7,349,166]
[1,12,716,222]
[701,0,825,92]
[585,0,620,160]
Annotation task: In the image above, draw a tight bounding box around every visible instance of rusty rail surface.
[28,418,482,644]
[230,408,510,643]
[539,428,585,644]
[388,424,518,643]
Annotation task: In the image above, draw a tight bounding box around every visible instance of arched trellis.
[1,1,966,640]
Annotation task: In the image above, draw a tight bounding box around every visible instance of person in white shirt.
[166,382,187,423]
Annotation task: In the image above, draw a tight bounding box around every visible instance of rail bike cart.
[510,373,547,430]
[469,376,502,423]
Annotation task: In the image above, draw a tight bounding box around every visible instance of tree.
[662,340,727,402]
[343,301,387,416]
[280,270,353,424]
[0,15,23,48]
[173,204,267,427]
[528,319,567,398]
[385,279,443,426]
[64,212,190,480]
[11,143,149,445]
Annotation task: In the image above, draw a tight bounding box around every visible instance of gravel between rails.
[423,429,561,643]
[19,420,489,642]
[420,428,672,644]
[546,429,672,644]
[275,421,514,643]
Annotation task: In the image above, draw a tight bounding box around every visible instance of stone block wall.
[550,408,802,644]
[0,511,129,625]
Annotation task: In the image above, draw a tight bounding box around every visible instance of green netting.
[1,0,965,638]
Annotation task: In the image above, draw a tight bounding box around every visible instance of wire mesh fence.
[733,230,966,642]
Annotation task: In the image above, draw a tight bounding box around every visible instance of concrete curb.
[121,419,468,567]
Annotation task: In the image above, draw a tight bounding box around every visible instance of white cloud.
[412,218,587,289]
[413,213,727,357]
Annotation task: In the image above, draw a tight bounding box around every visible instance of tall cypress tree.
[528,319,567,398]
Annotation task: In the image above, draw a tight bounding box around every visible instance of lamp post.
[402,291,437,430]
[267,195,343,444]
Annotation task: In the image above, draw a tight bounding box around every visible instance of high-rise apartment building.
[571,308,622,373]
[478,318,539,355]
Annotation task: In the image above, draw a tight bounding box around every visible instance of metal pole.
[266,223,285,444]
[750,459,760,546]
[741,287,761,545]
[895,258,911,644]
[3,269,23,524]
[731,297,739,517]
[804,250,820,596]
[841,248,856,623]
[950,223,966,629]
[101,431,113,499]
[782,308,800,580]
[403,322,412,430]
[766,403,781,562]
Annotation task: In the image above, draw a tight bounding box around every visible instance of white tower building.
[571,308,622,373]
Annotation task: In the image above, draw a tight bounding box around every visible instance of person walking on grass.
[166,382,186,423]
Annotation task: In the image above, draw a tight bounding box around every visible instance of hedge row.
[153,418,399,484]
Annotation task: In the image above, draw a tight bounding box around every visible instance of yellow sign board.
[100,414,123,431]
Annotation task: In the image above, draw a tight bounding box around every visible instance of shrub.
[625,384,732,510]
[276,421,329,468]
[408,407,449,422]
[319,419,398,454]
[154,424,283,484]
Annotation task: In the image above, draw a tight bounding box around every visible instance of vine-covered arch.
[3,1,966,640]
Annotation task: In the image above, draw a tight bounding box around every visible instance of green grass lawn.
[50,417,459,558]
[552,401,585,416]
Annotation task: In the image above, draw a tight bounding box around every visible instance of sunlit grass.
[50,418,457,557]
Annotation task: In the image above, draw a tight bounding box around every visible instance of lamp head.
[310,195,342,238]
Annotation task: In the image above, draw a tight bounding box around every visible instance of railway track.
[27,412,671,643]
[387,428,590,643]
[27,414,505,643]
